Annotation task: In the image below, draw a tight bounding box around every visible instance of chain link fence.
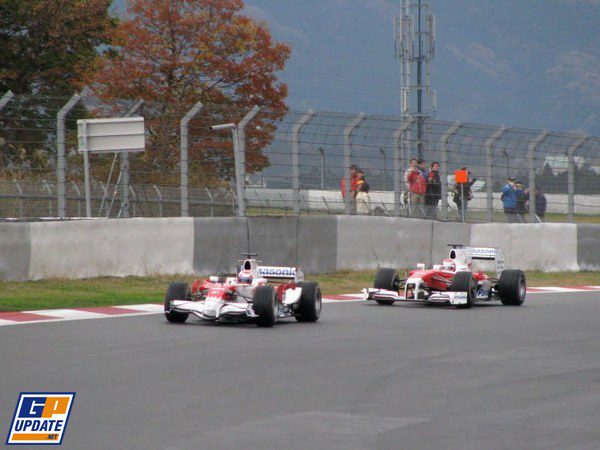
[1,90,599,222]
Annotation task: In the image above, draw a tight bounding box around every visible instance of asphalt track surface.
[1,292,599,450]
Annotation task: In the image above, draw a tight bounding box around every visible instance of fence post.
[14,181,24,217]
[343,113,365,215]
[42,180,53,216]
[180,101,203,217]
[292,110,314,215]
[527,130,549,223]
[70,181,82,217]
[117,99,144,219]
[153,185,163,217]
[57,93,81,217]
[567,136,587,222]
[393,119,413,217]
[485,126,506,222]
[0,90,14,109]
[379,147,387,190]
[204,188,214,217]
[318,147,325,189]
[440,122,461,220]
[235,105,260,217]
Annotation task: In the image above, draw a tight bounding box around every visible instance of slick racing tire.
[373,267,399,305]
[253,285,277,327]
[164,281,191,323]
[450,271,476,309]
[498,269,526,306]
[295,281,322,323]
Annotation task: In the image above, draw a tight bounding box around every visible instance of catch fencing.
[0,90,599,222]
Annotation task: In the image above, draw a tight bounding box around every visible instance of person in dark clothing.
[534,187,547,221]
[453,167,477,221]
[524,187,547,222]
[514,181,528,222]
[425,161,441,220]
[501,177,519,222]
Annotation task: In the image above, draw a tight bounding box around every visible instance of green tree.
[0,0,116,94]
[0,0,116,176]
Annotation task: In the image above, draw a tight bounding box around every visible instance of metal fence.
[1,90,599,222]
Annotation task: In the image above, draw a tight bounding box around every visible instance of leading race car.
[362,245,526,308]
[164,255,322,327]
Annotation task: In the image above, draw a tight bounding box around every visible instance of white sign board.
[77,117,145,153]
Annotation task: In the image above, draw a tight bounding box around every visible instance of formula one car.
[362,245,526,308]
[164,255,322,327]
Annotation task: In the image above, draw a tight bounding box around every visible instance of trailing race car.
[164,255,322,327]
[362,245,526,308]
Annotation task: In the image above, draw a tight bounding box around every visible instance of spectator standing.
[418,158,428,180]
[501,177,519,222]
[407,163,427,217]
[403,158,417,208]
[452,167,477,221]
[425,161,441,220]
[340,164,358,212]
[355,169,371,214]
[534,187,547,222]
[514,181,528,222]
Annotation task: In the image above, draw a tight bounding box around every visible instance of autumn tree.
[0,0,116,175]
[87,0,291,186]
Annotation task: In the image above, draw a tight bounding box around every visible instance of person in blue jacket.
[501,177,519,222]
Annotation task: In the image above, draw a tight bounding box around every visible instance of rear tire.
[164,281,191,323]
[498,269,526,306]
[450,271,476,309]
[373,268,399,305]
[253,285,277,327]
[295,281,322,322]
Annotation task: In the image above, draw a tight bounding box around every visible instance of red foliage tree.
[87,0,290,185]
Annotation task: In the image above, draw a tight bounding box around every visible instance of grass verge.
[0,270,598,313]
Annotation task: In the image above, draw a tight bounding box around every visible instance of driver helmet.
[238,270,253,284]
[442,258,456,271]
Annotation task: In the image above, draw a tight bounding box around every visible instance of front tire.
[253,285,277,327]
[295,281,322,322]
[373,268,399,305]
[164,281,191,323]
[498,269,526,306]
[450,271,476,309]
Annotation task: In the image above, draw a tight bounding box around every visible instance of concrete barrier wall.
[28,218,195,280]
[193,217,247,274]
[336,216,432,270]
[577,224,600,271]
[470,223,579,271]
[0,223,31,281]
[0,217,596,281]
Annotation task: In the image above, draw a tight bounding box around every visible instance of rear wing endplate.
[467,247,506,278]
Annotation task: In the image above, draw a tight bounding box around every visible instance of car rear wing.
[466,247,506,278]
[257,266,304,282]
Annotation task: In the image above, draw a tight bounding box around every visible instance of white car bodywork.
[168,259,305,323]
[363,246,507,306]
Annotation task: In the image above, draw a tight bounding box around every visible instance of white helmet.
[238,260,254,283]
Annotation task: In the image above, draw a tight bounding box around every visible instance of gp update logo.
[6,393,75,445]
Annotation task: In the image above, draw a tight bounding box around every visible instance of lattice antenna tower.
[395,0,436,159]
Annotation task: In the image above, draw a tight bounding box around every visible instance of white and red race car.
[363,245,526,308]
[164,256,321,327]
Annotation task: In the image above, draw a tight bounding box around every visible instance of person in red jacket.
[340,165,358,197]
[407,163,427,218]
